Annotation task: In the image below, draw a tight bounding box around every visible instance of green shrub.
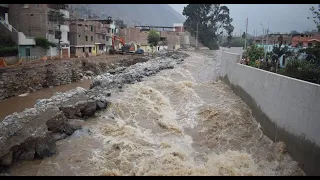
[35,37,56,49]
[246,45,265,65]
[0,35,16,48]
[280,59,320,84]
[0,46,18,57]
[229,37,245,47]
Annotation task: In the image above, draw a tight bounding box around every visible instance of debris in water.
[18,93,29,97]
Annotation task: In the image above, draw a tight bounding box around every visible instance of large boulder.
[96,100,111,110]
[0,107,68,166]
[77,100,97,118]
[59,106,81,119]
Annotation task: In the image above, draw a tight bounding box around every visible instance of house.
[291,33,320,47]
[92,21,107,55]
[160,31,180,50]
[7,4,70,59]
[254,33,291,46]
[173,23,184,32]
[69,19,96,57]
[90,17,118,53]
[308,39,320,47]
[156,41,168,51]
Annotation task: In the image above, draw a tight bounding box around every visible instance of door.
[26,47,31,57]
[62,49,69,59]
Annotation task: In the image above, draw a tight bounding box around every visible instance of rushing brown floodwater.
[0,80,91,121]
[9,50,304,176]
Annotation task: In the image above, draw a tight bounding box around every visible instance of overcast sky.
[169,4,318,36]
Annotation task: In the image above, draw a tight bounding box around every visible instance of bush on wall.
[35,37,56,49]
[0,46,18,57]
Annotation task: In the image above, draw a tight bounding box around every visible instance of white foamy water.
[10,50,304,176]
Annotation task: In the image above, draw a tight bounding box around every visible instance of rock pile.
[0,50,189,172]
[0,95,110,169]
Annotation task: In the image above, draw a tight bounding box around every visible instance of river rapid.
[9,50,304,176]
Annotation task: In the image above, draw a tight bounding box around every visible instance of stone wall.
[0,55,149,100]
[0,60,82,100]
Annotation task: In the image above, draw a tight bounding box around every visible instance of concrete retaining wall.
[220,50,320,175]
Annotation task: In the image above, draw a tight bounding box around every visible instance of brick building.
[7,4,70,58]
[90,17,118,52]
[173,23,184,32]
[291,33,320,47]
[69,19,96,57]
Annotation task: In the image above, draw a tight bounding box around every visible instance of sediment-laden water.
[9,50,304,176]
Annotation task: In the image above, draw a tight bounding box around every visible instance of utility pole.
[260,23,264,47]
[244,18,248,50]
[196,21,199,49]
[264,22,269,60]
[15,11,20,60]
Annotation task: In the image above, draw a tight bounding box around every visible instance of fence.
[0,55,64,68]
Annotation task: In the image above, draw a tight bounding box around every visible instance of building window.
[106,37,108,41]
[48,30,54,34]
[111,29,113,34]
[55,31,61,39]
[82,47,85,52]
[91,26,94,32]
[67,32,70,41]
[78,35,81,37]
[108,28,110,33]
[91,36,93,41]
[102,35,105,40]
[21,4,29,8]
[86,36,88,41]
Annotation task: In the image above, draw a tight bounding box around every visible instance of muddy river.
[0,80,91,121]
[8,50,303,176]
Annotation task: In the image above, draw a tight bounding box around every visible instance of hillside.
[68,4,185,27]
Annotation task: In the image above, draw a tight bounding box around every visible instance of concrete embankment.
[0,51,189,175]
[220,49,320,175]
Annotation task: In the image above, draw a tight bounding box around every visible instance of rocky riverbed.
[1,49,304,176]
[0,55,149,100]
[0,51,189,175]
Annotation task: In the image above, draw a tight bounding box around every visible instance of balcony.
[48,24,69,32]
[18,32,35,45]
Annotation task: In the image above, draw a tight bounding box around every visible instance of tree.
[183,4,234,50]
[148,29,160,53]
[48,4,68,57]
[290,30,300,35]
[308,4,320,32]
[245,44,264,66]
[241,32,246,39]
[115,20,127,29]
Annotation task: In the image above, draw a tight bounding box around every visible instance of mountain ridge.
[68,4,186,27]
